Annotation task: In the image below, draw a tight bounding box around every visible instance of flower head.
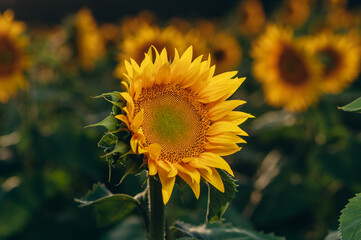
[0,10,28,103]
[115,46,252,204]
[237,0,265,36]
[305,31,361,94]
[75,8,105,70]
[251,25,321,112]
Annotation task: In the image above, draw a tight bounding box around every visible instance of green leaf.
[102,216,147,240]
[339,97,361,113]
[98,133,118,149]
[75,183,144,227]
[339,193,361,240]
[86,114,118,131]
[174,221,285,240]
[207,170,238,222]
[324,231,340,240]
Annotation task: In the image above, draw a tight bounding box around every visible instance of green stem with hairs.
[148,176,165,240]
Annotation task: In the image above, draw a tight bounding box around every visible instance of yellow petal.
[148,159,158,175]
[145,143,162,160]
[208,100,246,121]
[199,167,224,192]
[198,152,234,176]
[205,142,242,157]
[115,114,130,128]
[132,109,144,129]
[177,163,201,183]
[220,112,255,125]
[178,171,200,199]
[207,133,246,144]
[208,121,249,136]
[158,167,176,204]
[189,159,212,174]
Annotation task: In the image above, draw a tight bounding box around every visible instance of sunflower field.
[1,0,361,239]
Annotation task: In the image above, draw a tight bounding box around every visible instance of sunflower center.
[134,84,211,163]
[213,49,226,62]
[317,47,341,77]
[278,44,309,85]
[0,35,18,77]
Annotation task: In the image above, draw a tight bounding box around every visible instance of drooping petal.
[199,167,225,192]
[198,152,234,176]
[178,171,200,199]
[158,166,176,204]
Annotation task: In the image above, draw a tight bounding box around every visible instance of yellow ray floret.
[114,46,252,204]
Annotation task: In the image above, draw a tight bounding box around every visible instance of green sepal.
[173,221,285,240]
[86,114,118,132]
[75,183,146,227]
[339,193,361,240]
[94,92,124,109]
[98,132,118,149]
[339,97,361,113]
[206,170,238,222]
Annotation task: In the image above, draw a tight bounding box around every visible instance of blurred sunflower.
[324,0,360,29]
[99,23,121,46]
[119,11,155,35]
[75,8,105,70]
[118,25,187,66]
[251,25,321,112]
[237,0,265,36]
[279,0,311,27]
[0,10,28,103]
[306,31,361,94]
[115,47,252,204]
[207,32,242,74]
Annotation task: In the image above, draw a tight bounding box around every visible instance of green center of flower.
[152,105,189,144]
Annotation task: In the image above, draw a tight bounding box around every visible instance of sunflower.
[237,0,265,36]
[116,25,188,76]
[207,32,242,74]
[119,11,155,35]
[305,31,361,94]
[278,0,311,27]
[0,10,28,103]
[75,8,105,70]
[251,25,321,112]
[114,47,252,204]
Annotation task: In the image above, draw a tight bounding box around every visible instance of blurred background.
[0,0,361,239]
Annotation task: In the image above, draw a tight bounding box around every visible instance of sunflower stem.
[148,176,165,240]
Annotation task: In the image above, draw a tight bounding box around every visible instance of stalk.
[148,176,165,240]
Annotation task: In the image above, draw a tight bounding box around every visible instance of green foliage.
[102,216,147,240]
[174,221,285,240]
[75,183,146,227]
[339,97,361,113]
[207,170,238,222]
[87,114,118,132]
[339,193,361,240]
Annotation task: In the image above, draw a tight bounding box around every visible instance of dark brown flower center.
[278,44,309,85]
[0,35,19,77]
